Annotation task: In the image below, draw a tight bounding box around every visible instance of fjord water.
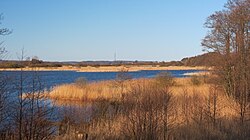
[3,70,202,90]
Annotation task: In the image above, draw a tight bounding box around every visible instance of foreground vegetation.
[45,75,249,140]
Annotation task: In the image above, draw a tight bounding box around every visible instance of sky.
[0,0,228,61]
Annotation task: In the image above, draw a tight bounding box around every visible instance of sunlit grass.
[50,76,244,139]
[47,77,238,119]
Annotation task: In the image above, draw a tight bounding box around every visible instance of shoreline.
[0,65,210,72]
[183,71,210,76]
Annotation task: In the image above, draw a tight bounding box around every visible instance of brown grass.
[51,77,246,139]
[47,79,150,103]
[47,80,120,102]
[47,77,236,119]
[47,78,212,101]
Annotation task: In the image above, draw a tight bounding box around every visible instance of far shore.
[0,65,211,72]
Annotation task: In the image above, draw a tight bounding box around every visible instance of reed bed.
[47,77,237,118]
[48,81,119,102]
[51,77,245,139]
[47,79,152,103]
[47,77,213,101]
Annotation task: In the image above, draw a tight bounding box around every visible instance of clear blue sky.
[1,0,227,61]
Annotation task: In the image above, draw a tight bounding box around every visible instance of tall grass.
[47,79,152,103]
[48,77,237,118]
[49,77,248,139]
[48,81,119,102]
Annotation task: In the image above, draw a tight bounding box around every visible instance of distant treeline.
[0,59,63,68]
[0,52,219,68]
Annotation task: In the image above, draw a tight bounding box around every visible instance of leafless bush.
[121,81,177,140]
[155,72,175,87]
[75,77,88,88]
[6,51,57,140]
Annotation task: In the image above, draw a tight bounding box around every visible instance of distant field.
[0,65,209,72]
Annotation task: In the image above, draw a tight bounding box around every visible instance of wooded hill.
[180,52,219,66]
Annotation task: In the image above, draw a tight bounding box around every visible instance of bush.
[155,72,175,87]
[191,75,202,86]
[75,77,88,88]
[116,70,132,82]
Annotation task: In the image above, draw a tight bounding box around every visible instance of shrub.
[191,75,202,86]
[155,72,175,87]
[75,77,88,88]
[116,70,132,82]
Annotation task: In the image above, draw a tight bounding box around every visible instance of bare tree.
[23,69,56,140]
[0,14,11,59]
[8,49,56,140]
[202,0,250,138]
[0,14,11,36]
[0,13,12,139]
[0,65,11,139]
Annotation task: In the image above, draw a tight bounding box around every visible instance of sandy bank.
[183,71,211,76]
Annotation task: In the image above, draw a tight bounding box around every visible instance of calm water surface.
[2,70,202,90]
